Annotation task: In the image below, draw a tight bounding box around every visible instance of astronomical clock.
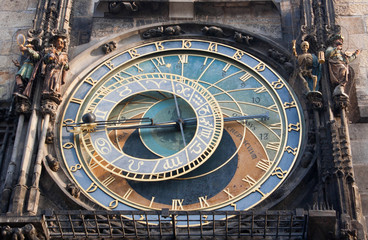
[57,38,304,224]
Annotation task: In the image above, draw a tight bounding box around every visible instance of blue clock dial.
[59,39,304,218]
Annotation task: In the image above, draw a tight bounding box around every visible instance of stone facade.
[0,0,368,239]
[0,0,38,101]
[335,0,368,231]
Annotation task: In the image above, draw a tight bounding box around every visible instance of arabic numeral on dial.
[259,133,269,140]
[252,97,261,103]
[95,138,112,155]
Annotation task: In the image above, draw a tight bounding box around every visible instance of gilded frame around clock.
[58,39,304,219]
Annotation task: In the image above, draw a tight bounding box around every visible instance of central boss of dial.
[84,73,224,181]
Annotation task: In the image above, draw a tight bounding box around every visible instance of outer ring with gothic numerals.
[59,39,304,223]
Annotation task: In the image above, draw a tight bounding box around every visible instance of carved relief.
[1,224,40,240]
[101,41,117,54]
[326,34,360,99]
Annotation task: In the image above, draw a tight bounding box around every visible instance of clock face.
[59,39,304,222]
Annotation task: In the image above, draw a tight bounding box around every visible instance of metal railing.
[44,210,308,239]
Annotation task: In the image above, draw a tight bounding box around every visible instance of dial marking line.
[197,58,215,81]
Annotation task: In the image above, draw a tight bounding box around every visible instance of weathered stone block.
[0,12,35,28]
[337,17,366,35]
[0,0,28,11]
[335,3,368,16]
[353,164,368,192]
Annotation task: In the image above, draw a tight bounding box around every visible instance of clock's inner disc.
[139,97,197,157]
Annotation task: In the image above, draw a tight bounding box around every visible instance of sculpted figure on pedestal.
[42,36,69,103]
[326,34,360,97]
[13,39,40,100]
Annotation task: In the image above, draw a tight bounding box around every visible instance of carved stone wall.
[91,1,282,41]
[335,0,368,233]
[0,0,38,100]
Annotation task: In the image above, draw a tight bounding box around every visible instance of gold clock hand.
[173,94,187,146]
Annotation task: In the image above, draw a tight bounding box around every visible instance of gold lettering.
[223,188,234,199]
[272,167,287,179]
[288,122,300,132]
[128,160,144,171]
[178,55,188,64]
[267,104,278,111]
[85,77,97,86]
[231,203,237,210]
[285,146,298,155]
[86,183,98,193]
[155,42,165,51]
[182,40,192,49]
[222,63,231,72]
[63,142,74,149]
[102,175,115,187]
[240,72,252,82]
[189,140,203,155]
[254,86,267,93]
[122,188,133,200]
[208,42,218,52]
[70,98,83,104]
[70,164,82,172]
[163,157,183,170]
[242,175,256,187]
[284,101,296,109]
[271,78,285,89]
[199,128,213,139]
[149,197,155,207]
[154,57,165,66]
[256,158,272,172]
[266,142,280,151]
[128,48,140,58]
[172,199,184,210]
[254,62,266,72]
[109,199,119,209]
[133,64,143,72]
[199,196,210,208]
[269,122,282,130]
[233,50,245,60]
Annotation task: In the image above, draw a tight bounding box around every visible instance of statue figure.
[42,36,69,102]
[13,40,40,99]
[142,27,164,39]
[325,34,360,96]
[164,25,185,36]
[292,40,322,93]
[234,32,253,45]
[201,26,229,38]
[102,41,117,54]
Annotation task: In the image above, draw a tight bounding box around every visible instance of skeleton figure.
[293,40,321,92]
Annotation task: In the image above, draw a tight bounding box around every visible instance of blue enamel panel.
[138,44,157,55]
[240,55,259,68]
[64,103,80,122]
[217,45,237,57]
[286,108,300,123]
[111,52,131,67]
[73,82,92,99]
[73,168,92,189]
[90,65,110,82]
[63,148,79,168]
[236,191,262,210]
[260,175,282,194]
[190,40,208,50]
[163,40,182,49]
